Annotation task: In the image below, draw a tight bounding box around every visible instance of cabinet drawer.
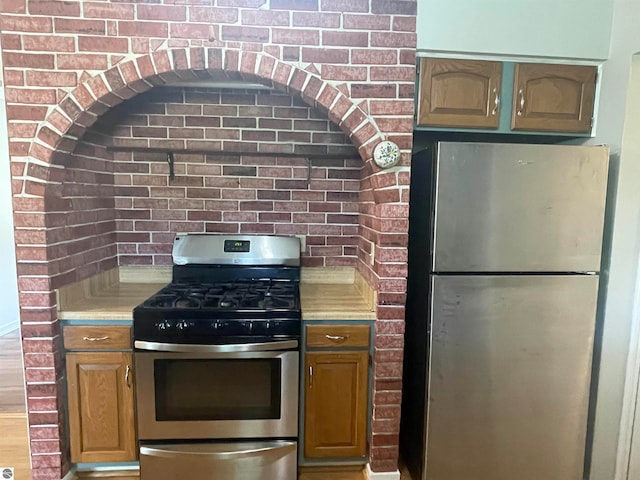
[64,325,132,350]
[306,325,370,348]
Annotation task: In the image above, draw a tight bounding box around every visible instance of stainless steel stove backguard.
[172,234,301,266]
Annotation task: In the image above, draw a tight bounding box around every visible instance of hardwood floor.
[399,460,413,480]
[0,330,31,479]
[0,330,27,414]
[0,414,32,480]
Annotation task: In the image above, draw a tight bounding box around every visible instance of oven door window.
[154,359,282,421]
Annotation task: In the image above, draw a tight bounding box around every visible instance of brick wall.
[113,151,363,266]
[1,1,416,478]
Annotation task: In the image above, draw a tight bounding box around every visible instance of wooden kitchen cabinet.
[416,57,598,135]
[511,63,597,133]
[304,351,369,458]
[63,325,132,350]
[417,57,503,129]
[66,349,136,463]
[303,323,371,460]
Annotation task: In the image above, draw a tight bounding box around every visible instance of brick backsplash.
[112,151,363,267]
[1,0,416,477]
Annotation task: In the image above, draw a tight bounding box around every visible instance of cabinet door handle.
[517,88,525,116]
[125,365,132,388]
[325,334,348,344]
[308,365,313,389]
[82,336,110,342]
[491,88,500,116]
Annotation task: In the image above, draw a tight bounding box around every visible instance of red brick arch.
[26,46,385,186]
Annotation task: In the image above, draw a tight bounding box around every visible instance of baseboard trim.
[364,463,400,480]
[0,322,19,337]
[62,469,76,480]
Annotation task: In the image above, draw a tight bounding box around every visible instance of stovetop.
[139,279,299,312]
[133,279,301,343]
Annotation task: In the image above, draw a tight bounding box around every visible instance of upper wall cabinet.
[511,63,597,133]
[417,58,502,129]
[416,57,598,136]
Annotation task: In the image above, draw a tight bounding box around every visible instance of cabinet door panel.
[67,352,136,463]
[511,63,597,133]
[304,351,368,458]
[418,58,502,128]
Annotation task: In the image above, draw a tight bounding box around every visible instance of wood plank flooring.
[0,330,27,414]
[0,414,32,480]
[0,330,31,479]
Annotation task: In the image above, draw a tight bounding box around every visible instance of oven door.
[134,340,299,440]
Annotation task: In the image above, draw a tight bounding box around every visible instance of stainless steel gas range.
[133,234,301,480]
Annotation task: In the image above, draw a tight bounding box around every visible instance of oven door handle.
[140,441,296,459]
[134,339,298,353]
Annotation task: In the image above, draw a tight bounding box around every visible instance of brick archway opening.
[26,47,385,181]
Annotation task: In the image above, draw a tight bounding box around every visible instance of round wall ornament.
[373,140,400,169]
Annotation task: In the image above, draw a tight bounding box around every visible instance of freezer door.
[425,274,598,480]
[433,142,609,272]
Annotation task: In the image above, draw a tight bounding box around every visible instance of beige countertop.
[300,283,375,320]
[58,267,376,321]
[58,282,166,321]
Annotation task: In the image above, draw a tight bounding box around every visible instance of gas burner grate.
[142,279,298,311]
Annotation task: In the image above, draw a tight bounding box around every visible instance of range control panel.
[223,240,251,253]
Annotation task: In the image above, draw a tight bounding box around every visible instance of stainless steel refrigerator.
[400,142,609,480]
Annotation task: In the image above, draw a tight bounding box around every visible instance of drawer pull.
[125,365,132,389]
[82,336,110,342]
[325,334,349,344]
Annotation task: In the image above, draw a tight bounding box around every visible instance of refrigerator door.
[432,142,609,272]
[425,274,598,480]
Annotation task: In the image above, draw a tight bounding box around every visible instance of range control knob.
[156,320,172,331]
[176,320,190,331]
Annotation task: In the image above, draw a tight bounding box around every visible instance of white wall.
[583,1,640,478]
[620,60,640,480]
[417,0,614,60]
[0,49,20,336]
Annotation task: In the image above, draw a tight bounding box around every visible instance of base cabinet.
[302,324,371,461]
[65,326,137,463]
